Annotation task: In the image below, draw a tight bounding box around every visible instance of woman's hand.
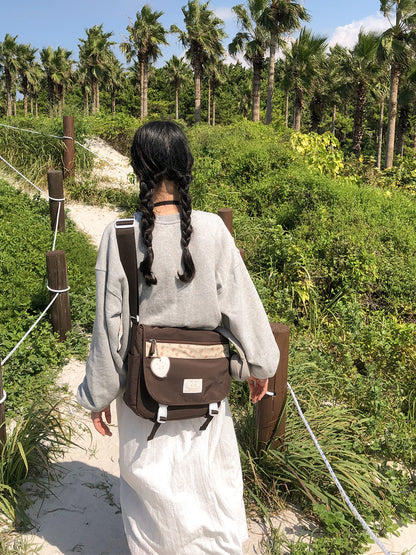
[247,377,269,404]
[91,406,112,436]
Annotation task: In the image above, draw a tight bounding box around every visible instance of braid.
[176,172,195,283]
[139,180,157,286]
[130,121,196,286]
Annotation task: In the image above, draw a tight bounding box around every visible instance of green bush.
[0,180,96,415]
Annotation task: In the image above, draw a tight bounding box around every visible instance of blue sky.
[1,0,390,66]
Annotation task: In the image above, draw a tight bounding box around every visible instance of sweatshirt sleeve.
[216,224,280,380]
[76,224,131,411]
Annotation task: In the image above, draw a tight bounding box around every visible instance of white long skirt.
[116,397,248,554]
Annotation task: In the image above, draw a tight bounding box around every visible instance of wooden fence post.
[63,115,75,180]
[46,250,71,341]
[217,208,288,449]
[47,170,65,233]
[217,208,245,260]
[0,362,6,457]
[218,208,233,234]
[255,322,290,452]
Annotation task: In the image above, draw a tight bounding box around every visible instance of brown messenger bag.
[115,218,233,441]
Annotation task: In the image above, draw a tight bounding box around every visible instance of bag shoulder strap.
[115,218,139,319]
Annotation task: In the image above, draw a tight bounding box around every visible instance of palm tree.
[75,66,90,114]
[121,5,168,119]
[53,47,73,115]
[229,0,270,122]
[395,63,416,156]
[164,55,191,119]
[0,34,19,116]
[40,46,56,116]
[205,58,225,125]
[261,0,310,124]
[326,45,352,136]
[16,43,37,116]
[171,0,226,124]
[378,0,416,168]
[27,61,43,117]
[370,81,390,168]
[79,24,114,113]
[344,31,381,156]
[106,53,125,114]
[284,28,327,132]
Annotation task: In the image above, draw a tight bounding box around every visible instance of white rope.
[0,122,72,140]
[1,293,59,366]
[0,391,6,405]
[75,140,128,172]
[46,283,70,293]
[0,154,49,198]
[52,201,62,251]
[287,382,392,555]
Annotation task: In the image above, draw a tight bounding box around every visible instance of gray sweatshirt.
[77,210,279,411]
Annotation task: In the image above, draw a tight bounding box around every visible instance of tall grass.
[0,399,72,527]
[0,115,93,187]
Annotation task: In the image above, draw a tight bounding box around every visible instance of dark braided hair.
[130,121,195,286]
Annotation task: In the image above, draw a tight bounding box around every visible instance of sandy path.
[17,141,416,555]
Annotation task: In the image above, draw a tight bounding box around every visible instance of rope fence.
[287,382,392,555]
[0,120,129,174]
[0,122,72,140]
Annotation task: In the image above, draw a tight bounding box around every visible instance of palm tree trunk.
[252,59,262,122]
[112,89,116,115]
[207,79,211,125]
[396,104,410,157]
[140,60,145,118]
[285,90,289,127]
[212,83,216,127]
[332,105,336,135]
[266,33,277,125]
[47,77,53,117]
[385,63,401,168]
[35,96,38,118]
[377,96,385,170]
[143,63,149,117]
[194,60,202,124]
[23,77,28,117]
[91,78,96,114]
[30,95,33,115]
[175,84,179,120]
[5,69,12,117]
[96,82,100,112]
[352,82,367,157]
[294,88,303,132]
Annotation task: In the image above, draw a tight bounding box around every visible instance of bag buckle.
[157,404,168,423]
[209,402,219,417]
[115,218,135,229]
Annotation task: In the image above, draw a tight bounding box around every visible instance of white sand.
[16,140,416,555]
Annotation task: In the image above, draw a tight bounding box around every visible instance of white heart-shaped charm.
[150,356,170,378]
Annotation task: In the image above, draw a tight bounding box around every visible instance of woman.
[77,121,279,554]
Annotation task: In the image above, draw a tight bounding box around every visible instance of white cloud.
[214,7,234,22]
[328,14,390,49]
